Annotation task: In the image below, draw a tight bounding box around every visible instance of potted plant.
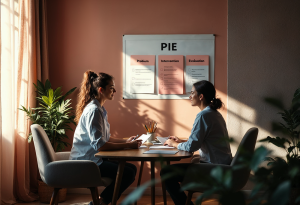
[251,88,300,205]
[19,79,76,203]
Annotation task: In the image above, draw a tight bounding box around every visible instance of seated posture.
[161,80,232,205]
[69,71,142,205]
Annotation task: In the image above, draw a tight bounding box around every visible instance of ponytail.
[210,97,223,110]
[75,70,114,122]
[193,80,223,110]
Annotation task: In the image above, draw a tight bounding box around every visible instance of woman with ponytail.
[161,80,232,205]
[70,71,141,205]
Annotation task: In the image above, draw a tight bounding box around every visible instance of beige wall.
[47,0,228,185]
[228,1,300,157]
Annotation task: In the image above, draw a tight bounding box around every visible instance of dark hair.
[75,71,114,122]
[193,80,223,110]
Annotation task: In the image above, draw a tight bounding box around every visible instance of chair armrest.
[44,160,104,188]
[55,152,71,161]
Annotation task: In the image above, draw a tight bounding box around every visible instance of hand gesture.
[168,136,182,143]
[163,139,178,148]
[126,136,136,143]
[128,139,142,149]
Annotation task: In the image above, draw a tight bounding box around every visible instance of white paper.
[156,136,168,144]
[149,146,174,149]
[143,150,178,154]
[135,134,152,144]
[139,145,147,149]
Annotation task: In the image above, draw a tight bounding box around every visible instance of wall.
[228,1,300,157]
[47,0,228,187]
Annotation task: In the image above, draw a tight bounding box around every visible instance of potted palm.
[20,79,76,203]
[252,88,300,205]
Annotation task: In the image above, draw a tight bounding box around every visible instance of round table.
[95,146,192,205]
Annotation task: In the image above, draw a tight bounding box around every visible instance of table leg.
[111,160,125,205]
[162,161,170,205]
[135,161,144,205]
[151,161,155,205]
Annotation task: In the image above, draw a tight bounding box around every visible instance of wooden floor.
[15,194,219,205]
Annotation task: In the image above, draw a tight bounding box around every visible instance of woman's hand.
[128,139,142,149]
[168,136,182,143]
[126,136,136,143]
[164,139,179,148]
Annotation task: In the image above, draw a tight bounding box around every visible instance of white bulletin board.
[123,34,215,99]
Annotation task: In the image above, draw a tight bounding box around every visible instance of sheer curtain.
[1,0,49,203]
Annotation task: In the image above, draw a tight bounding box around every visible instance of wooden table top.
[94,145,192,161]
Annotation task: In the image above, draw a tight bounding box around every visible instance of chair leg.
[50,188,60,205]
[162,161,170,205]
[135,161,144,205]
[89,187,99,205]
[185,191,193,205]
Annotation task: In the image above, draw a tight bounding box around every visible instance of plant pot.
[38,180,67,203]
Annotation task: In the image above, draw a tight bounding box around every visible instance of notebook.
[143,150,178,154]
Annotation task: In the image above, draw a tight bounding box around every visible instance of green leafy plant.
[261,88,300,163]
[19,79,76,151]
[250,88,300,205]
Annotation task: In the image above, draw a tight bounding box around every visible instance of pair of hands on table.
[126,136,142,148]
[163,136,182,148]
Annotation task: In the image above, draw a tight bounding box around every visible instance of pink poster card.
[186,55,209,66]
[130,55,155,66]
[158,55,184,94]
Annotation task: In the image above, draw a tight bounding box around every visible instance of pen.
[132,134,139,141]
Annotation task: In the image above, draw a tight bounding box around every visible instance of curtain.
[1,0,49,204]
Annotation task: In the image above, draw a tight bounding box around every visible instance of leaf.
[250,146,271,172]
[195,188,217,205]
[259,136,287,149]
[295,195,300,203]
[210,166,223,184]
[288,146,296,153]
[45,79,51,91]
[28,134,33,143]
[264,157,275,162]
[53,87,62,98]
[223,170,232,189]
[292,88,300,105]
[42,96,50,106]
[264,97,285,110]
[48,89,54,105]
[269,181,291,205]
[288,167,299,178]
[59,87,76,103]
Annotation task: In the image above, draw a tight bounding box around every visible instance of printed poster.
[158,55,184,94]
[185,55,209,92]
[130,55,155,93]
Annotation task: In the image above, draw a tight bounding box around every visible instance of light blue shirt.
[177,106,232,165]
[69,99,110,166]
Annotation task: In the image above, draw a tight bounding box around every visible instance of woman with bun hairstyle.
[69,71,142,205]
[161,80,232,205]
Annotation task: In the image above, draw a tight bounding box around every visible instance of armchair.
[31,124,112,205]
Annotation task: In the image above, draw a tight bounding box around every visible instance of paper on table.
[135,134,152,144]
[156,136,168,144]
[143,150,178,154]
[139,145,147,149]
[149,146,174,149]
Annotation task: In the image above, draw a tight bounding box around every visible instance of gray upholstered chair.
[181,127,258,205]
[31,124,112,205]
